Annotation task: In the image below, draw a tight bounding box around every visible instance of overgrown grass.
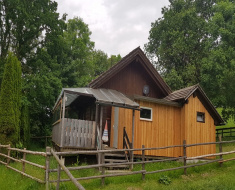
[1,142,235,189]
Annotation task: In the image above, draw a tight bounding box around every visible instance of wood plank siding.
[110,95,216,158]
[110,100,182,157]
[98,61,166,99]
[182,95,216,158]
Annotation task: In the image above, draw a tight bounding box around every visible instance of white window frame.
[140,106,152,121]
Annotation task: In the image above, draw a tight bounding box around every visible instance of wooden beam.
[60,93,66,147]
[131,109,135,170]
[51,149,85,190]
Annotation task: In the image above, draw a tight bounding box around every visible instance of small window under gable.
[197,112,205,123]
[140,107,152,121]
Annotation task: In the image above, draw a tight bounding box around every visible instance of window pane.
[197,112,205,122]
[140,108,151,120]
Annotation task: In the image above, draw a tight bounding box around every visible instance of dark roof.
[130,94,182,107]
[53,88,139,110]
[89,47,172,96]
[164,84,199,101]
[165,84,224,125]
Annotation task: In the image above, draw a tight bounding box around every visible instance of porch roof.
[54,88,139,110]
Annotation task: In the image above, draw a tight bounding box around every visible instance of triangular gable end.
[165,84,224,126]
[89,47,172,97]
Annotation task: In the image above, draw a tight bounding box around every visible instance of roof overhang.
[53,88,140,110]
[130,94,182,107]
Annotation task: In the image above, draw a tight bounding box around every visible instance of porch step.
[104,159,128,163]
[104,153,126,158]
[104,151,129,170]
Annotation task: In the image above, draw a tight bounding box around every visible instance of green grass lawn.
[1,141,235,190]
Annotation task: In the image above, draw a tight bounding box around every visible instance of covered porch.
[52,88,139,151]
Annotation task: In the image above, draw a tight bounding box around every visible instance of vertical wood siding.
[182,95,216,157]
[111,100,182,157]
[110,95,216,158]
[99,61,165,98]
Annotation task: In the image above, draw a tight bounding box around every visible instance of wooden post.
[123,127,125,149]
[56,156,61,190]
[131,110,135,170]
[142,145,145,180]
[101,152,105,186]
[95,104,99,148]
[22,148,26,173]
[45,147,51,190]
[99,106,103,171]
[60,93,66,147]
[129,142,133,170]
[219,135,223,167]
[51,149,85,190]
[7,144,11,165]
[99,106,103,150]
[183,140,187,175]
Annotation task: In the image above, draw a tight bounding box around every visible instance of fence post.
[101,152,105,186]
[45,147,51,190]
[130,142,133,170]
[183,140,187,175]
[7,144,11,165]
[142,145,145,181]
[56,155,61,190]
[219,135,223,167]
[22,148,26,173]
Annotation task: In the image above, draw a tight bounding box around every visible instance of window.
[197,112,205,123]
[140,107,152,121]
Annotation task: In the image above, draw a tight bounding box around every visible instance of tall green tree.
[0,53,21,145]
[201,0,235,119]
[60,17,95,87]
[145,0,215,90]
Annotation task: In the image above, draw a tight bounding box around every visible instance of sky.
[55,0,170,57]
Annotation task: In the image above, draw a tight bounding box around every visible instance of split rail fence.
[216,127,235,138]
[1,137,235,190]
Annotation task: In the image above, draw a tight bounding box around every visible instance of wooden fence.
[0,144,46,183]
[1,137,235,189]
[216,127,235,138]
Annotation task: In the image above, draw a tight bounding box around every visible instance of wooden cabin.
[52,47,224,158]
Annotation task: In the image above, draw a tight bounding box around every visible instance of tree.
[60,17,95,87]
[23,48,62,138]
[0,53,21,145]
[201,0,235,120]
[145,0,215,90]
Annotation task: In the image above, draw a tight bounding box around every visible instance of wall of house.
[110,100,182,157]
[98,61,166,98]
[110,95,216,158]
[182,95,216,157]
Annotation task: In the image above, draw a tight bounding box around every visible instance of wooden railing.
[216,127,235,138]
[48,138,235,186]
[1,137,235,188]
[0,144,46,184]
[52,118,96,149]
[123,127,132,161]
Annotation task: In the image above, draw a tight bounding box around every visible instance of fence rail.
[216,127,235,138]
[1,137,235,189]
[0,144,46,184]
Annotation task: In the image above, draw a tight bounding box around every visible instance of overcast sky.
[55,0,170,56]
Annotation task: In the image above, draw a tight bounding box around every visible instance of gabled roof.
[165,84,224,125]
[89,47,172,96]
